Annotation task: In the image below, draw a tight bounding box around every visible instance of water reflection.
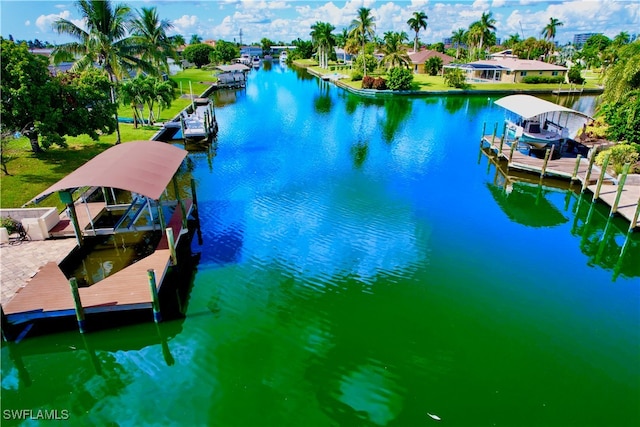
[381,97,412,144]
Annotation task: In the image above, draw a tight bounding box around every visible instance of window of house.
[552,71,559,76]
[520,71,527,76]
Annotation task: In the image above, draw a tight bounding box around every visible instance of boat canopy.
[28,141,187,204]
[494,95,583,119]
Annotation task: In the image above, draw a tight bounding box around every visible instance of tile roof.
[472,58,567,71]
[408,50,455,65]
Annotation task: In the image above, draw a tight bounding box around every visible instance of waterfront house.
[408,50,455,74]
[445,57,567,83]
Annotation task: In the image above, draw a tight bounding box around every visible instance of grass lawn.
[1,125,158,209]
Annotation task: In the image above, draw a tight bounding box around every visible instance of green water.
[1,64,638,426]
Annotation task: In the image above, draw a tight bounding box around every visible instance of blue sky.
[0,0,637,46]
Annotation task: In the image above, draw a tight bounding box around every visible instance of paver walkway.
[0,239,77,306]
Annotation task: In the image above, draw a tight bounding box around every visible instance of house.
[444,58,567,83]
[407,50,455,74]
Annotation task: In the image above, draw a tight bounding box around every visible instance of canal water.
[2,64,638,426]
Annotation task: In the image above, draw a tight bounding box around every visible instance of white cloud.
[172,15,199,34]
[34,10,84,34]
[471,0,490,10]
[25,20,31,26]
[492,0,506,7]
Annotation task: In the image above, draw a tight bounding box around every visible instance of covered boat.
[495,94,590,149]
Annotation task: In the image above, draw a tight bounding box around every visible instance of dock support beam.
[172,176,188,229]
[592,152,611,201]
[508,139,517,164]
[59,191,83,247]
[481,122,486,143]
[69,278,86,334]
[631,197,640,232]
[610,163,630,215]
[571,154,582,180]
[582,150,597,192]
[166,227,177,265]
[498,123,506,155]
[540,145,554,178]
[147,269,162,323]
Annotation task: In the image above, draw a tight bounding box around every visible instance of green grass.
[1,125,157,208]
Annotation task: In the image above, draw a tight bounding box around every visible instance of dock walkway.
[2,200,193,326]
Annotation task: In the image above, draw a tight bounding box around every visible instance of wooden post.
[481,122,486,143]
[540,145,554,178]
[508,139,517,164]
[571,154,582,180]
[59,191,83,247]
[69,278,86,334]
[157,200,167,232]
[491,122,498,146]
[630,196,640,232]
[166,227,177,265]
[582,149,597,192]
[147,269,162,323]
[610,163,631,215]
[172,176,188,229]
[498,123,506,155]
[592,151,611,201]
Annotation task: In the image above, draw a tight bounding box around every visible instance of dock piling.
[540,145,554,178]
[69,277,86,334]
[498,123,506,155]
[571,154,582,180]
[582,150,597,192]
[481,122,486,144]
[610,163,631,215]
[147,269,162,323]
[508,139,517,164]
[592,151,611,201]
[166,227,177,265]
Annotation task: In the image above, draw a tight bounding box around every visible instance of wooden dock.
[3,200,194,326]
[482,135,639,231]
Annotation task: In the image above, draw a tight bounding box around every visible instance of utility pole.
[239,29,243,46]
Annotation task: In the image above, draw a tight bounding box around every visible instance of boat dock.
[481,134,640,230]
[2,199,194,327]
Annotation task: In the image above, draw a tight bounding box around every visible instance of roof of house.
[494,95,581,119]
[472,58,567,71]
[408,50,455,65]
[217,64,251,72]
[31,141,187,203]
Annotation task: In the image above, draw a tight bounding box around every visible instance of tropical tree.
[380,31,410,70]
[465,24,483,59]
[425,56,443,76]
[310,21,336,69]
[470,11,497,58]
[52,0,155,144]
[541,17,563,42]
[602,41,640,106]
[612,31,630,48]
[349,7,376,76]
[190,34,202,45]
[407,11,428,53]
[130,6,176,75]
[183,43,214,67]
[212,40,240,64]
[260,37,274,55]
[504,33,522,49]
[335,28,350,62]
[2,39,115,152]
[451,28,465,59]
[170,34,186,48]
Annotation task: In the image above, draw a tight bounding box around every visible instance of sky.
[0,0,637,46]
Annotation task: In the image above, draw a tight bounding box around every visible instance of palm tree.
[190,34,202,45]
[451,28,465,59]
[465,24,483,60]
[170,34,186,48]
[310,21,336,69]
[335,28,350,63]
[52,0,155,144]
[541,17,563,42]
[349,7,376,76]
[612,31,630,47]
[131,6,176,75]
[474,11,497,56]
[602,41,640,105]
[381,31,410,70]
[504,33,521,49]
[407,11,428,53]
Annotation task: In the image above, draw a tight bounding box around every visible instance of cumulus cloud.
[35,10,84,33]
[172,15,199,33]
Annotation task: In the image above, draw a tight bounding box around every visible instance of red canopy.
[31,141,187,203]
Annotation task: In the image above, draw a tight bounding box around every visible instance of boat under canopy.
[494,94,585,119]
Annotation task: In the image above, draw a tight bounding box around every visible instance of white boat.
[252,56,261,67]
[181,98,216,141]
[237,54,251,65]
[279,51,288,62]
[495,94,589,149]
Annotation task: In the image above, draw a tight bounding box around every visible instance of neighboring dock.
[481,133,640,231]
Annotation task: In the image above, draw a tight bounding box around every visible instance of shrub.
[0,216,19,234]
[443,68,467,88]
[351,70,363,81]
[522,76,565,84]
[386,67,413,91]
[372,77,387,90]
[353,54,378,74]
[595,144,640,175]
[183,43,215,68]
[424,57,444,76]
[568,66,585,84]
[361,75,375,89]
